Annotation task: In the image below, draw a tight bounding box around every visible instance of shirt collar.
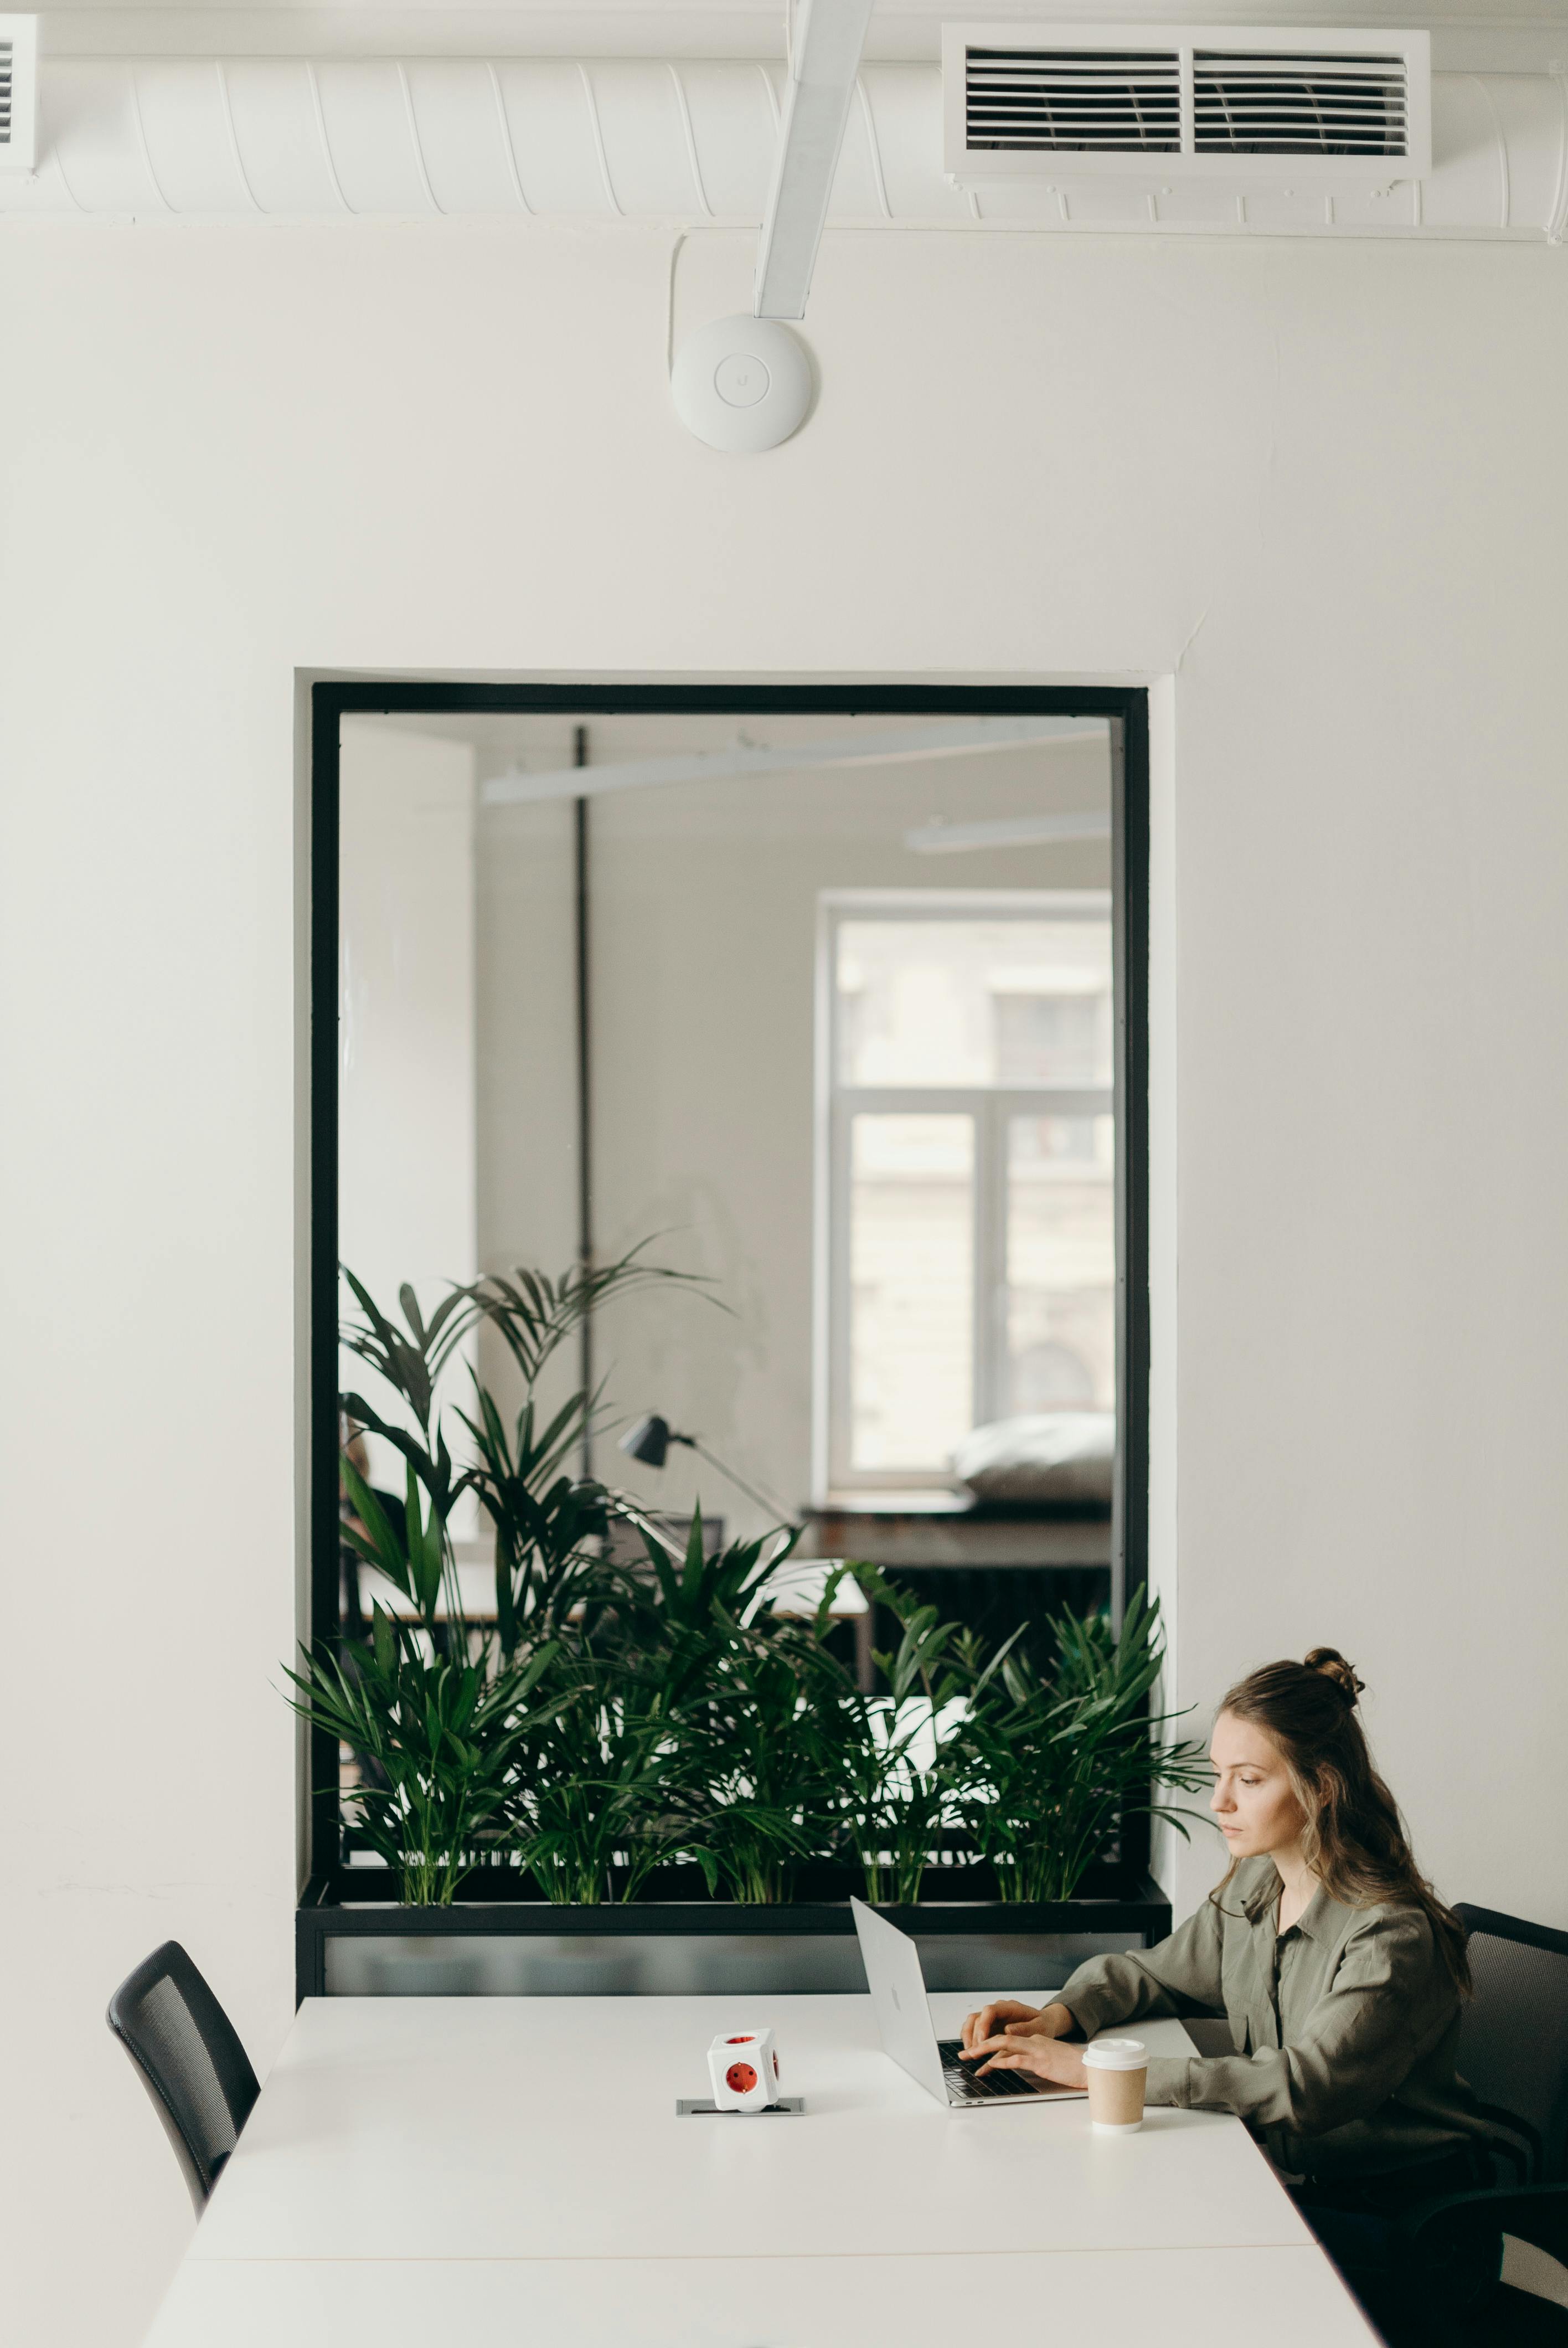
[1239,1862,1283,1923]
[1239,1863,1330,1941]
[1286,1887,1333,1944]
[1290,1884,1332,1942]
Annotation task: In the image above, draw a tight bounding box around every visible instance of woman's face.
[1209,1711,1308,1860]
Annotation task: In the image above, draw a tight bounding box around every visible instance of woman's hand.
[959,1997,1073,2053]
[967,2033,1089,2092]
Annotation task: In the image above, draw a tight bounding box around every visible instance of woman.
[960,1648,1500,2342]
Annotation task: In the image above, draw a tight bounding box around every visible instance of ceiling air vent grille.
[0,16,37,172]
[945,24,1430,182]
[964,47,1180,154]
[1193,49,1407,157]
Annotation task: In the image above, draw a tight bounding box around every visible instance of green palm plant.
[455,1244,710,1653]
[338,1242,708,1646]
[513,1651,679,1904]
[456,1386,610,1656]
[667,1635,822,1903]
[855,1584,969,1906]
[338,1454,451,1638]
[340,1274,477,1533]
[317,1243,706,1887]
[305,1252,1204,1916]
[283,1611,566,1904]
[339,1273,478,1630]
[468,1244,713,1393]
[954,1588,1209,1902]
[601,1516,821,1903]
[614,1511,795,1695]
[806,1571,1023,1905]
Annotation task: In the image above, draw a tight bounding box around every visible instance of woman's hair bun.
[1304,1647,1364,1707]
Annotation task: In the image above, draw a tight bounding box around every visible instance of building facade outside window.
[819,891,1115,1492]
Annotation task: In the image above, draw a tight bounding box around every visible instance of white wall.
[4,216,1567,2343]
[339,723,477,1491]
[473,794,581,1296]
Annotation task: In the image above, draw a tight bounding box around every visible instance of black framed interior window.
[307,682,1149,1884]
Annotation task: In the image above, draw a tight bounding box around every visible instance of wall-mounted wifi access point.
[670,316,813,455]
[668,0,870,449]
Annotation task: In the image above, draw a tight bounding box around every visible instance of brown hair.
[1213,1646,1469,1993]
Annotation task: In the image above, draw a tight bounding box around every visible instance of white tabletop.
[188,1992,1314,2266]
[147,2247,1375,2347]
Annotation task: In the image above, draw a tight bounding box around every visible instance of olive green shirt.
[1056,1857,1490,2181]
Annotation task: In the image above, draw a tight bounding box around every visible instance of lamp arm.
[685,1438,798,1530]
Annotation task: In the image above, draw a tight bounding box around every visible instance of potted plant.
[290,1255,1208,1999]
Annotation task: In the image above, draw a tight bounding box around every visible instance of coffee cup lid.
[1082,2037,1147,2071]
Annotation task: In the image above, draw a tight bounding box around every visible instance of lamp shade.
[617,1413,794,1527]
[619,1413,673,1468]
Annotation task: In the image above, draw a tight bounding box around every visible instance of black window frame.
[307,681,1151,1887]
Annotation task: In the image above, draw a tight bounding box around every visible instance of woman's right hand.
[959,1999,1073,2054]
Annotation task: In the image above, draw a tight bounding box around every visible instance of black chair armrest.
[1469,2098,1545,2185]
[1400,2184,1568,2268]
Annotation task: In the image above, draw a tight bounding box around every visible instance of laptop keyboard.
[936,2038,1043,2101]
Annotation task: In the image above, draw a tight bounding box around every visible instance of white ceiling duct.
[5,55,1567,238]
[481,718,1102,807]
[904,811,1111,851]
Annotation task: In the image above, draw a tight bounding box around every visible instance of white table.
[147,2249,1371,2347]
[146,1992,1376,2343]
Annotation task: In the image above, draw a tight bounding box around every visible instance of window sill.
[812,1490,1111,1523]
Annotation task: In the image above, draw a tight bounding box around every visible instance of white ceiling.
[38,1,1568,71]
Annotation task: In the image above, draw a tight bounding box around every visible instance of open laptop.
[850,1896,1087,2111]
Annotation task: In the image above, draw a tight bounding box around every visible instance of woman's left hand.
[966,2032,1089,2090]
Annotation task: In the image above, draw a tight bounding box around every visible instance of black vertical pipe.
[574,724,593,1476]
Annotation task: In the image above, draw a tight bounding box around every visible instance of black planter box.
[295,1865,1171,2004]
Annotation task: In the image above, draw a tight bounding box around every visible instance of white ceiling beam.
[753,0,876,321]
[480,717,1102,807]
[904,811,1111,852]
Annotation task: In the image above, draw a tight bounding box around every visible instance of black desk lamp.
[618,1413,796,1528]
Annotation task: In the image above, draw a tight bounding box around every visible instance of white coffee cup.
[1082,2037,1148,2133]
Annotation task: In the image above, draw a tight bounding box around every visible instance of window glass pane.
[838,917,1112,1088]
[993,989,1111,1087]
[1005,1113,1116,1414]
[849,1114,973,1471]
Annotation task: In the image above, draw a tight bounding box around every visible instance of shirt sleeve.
[1055,1896,1227,2037]
[1141,1909,1456,2138]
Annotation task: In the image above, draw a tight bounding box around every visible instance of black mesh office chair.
[1396,1907,1568,2343]
[106,1941,260,2213]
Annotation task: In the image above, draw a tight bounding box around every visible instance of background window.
[848,1111,975,1473]
[825,900,1115,1490]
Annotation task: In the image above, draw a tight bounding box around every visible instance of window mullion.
[826,1095,851,1489]
[975,1096,1005,1431]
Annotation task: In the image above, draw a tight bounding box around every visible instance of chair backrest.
[106,1941,260,2211]
[1455,1904,1568,2186]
